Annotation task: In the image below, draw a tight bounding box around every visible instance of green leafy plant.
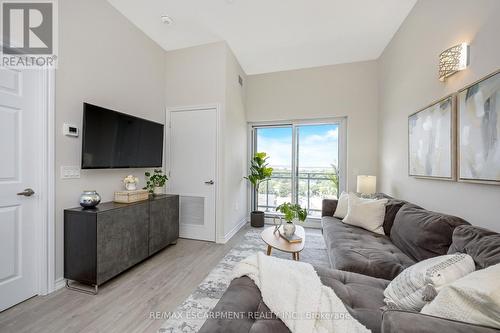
[276,202,308,223]
[143,169,168,194]
[245,152,273,193]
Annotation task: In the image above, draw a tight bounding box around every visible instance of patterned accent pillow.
[383,253,475,311]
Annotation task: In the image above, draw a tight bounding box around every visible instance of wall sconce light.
[439,42,469,81]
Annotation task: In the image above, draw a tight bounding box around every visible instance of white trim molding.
[54,278,66,292]
[35,68,56,295]
[218,216,248,243]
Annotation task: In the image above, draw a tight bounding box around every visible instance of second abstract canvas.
[458,70,500,184]
[409,96,455,180]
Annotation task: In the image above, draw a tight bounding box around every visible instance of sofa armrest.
[321,199,338,217]
[382,310,500,333]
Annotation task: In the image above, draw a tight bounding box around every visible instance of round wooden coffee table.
[261,225,305,261]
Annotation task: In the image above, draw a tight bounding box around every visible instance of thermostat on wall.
[63,123,79,137]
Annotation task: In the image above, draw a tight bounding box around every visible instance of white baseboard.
[54,278,66,291]
[218,216,248,243]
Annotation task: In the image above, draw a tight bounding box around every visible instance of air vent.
[238,75,243,87]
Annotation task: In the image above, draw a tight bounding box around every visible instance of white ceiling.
[107,0,417,75]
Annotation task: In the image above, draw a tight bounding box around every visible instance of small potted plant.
[123,175,139,191]
[144,169,168,195]
[245,152,273,227]
[275,202,307,237]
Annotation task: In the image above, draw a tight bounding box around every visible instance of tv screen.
[81,103,164,169]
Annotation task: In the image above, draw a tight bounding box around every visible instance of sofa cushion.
[322,195,408,235]
[390,204,470,262]
[447,225,500,269]
[321,199,338,217]
[374,194,410,236]
[343,194,388,235]
[382,199,407,235]
[198,276,289,333]
[322,216,415,280]
[199,267,390,333]
[421,263,500,329]
[333,192,349,219]
[315,266,390,333]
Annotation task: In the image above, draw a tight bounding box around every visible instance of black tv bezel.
[81,102,164,169]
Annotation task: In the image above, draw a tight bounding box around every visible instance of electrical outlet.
[61,166,81,179]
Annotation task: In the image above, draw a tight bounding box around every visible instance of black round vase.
[250,211,265,227]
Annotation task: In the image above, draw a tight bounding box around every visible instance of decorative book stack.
[280,232,303,243]
[114,189,149,203]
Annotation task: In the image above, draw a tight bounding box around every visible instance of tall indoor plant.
[328,164,340,198]
[245,152,273,227]
[276,202,308,237]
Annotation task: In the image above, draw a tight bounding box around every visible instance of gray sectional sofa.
[199,195,500,333]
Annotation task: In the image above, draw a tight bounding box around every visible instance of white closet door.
[169,108,217,242]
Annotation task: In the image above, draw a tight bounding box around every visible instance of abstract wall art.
[458,70,500,184]
[409,96,455,180]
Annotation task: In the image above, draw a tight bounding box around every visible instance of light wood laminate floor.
[0,225,251,333]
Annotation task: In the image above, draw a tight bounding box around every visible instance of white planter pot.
[153,186,164,195]
[125,183,137,191]
[283,221,296,237]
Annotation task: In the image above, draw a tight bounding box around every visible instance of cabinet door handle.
[204,180,214,185]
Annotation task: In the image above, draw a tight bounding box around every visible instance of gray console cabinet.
[64,194,179,291]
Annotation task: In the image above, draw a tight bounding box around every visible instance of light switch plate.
[61,166,81,179]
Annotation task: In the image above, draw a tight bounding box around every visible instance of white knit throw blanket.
[232,252,371,333]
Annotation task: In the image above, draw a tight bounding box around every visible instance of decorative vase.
[125,183,137,191]
[79,190,101,208]
[153,186,164,195]
[283,221,296,237]
[250,211,265,227]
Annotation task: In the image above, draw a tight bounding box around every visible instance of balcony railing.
[257,171,338,218]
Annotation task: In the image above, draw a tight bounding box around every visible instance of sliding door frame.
[248,117,347,224]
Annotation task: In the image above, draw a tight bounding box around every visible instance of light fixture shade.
[357,175,377,195]
[439,43,469,81]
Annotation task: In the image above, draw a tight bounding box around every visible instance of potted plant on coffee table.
[245,152,273,227]
[276,202,308,237]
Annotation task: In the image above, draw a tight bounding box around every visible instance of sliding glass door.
[252,119,345,219]
[254,126,293,213]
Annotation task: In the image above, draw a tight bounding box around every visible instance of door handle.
[17,188,35,197]
[204,180,214,185]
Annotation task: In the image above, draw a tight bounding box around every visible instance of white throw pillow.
[383,253,475,312]
[333,192,349,219]
[342,193,387,234]
[421,263,500,329]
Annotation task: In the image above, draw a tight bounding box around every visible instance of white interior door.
[0,68,39,311]
[169,108,217,242]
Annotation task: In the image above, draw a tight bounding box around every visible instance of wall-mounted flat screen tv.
[81,103,164,169]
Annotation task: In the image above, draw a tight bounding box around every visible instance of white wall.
[378,0,500,230]
[246,61,379,192]
[55,0,166,280]
[223,48,248,240]
[164,42,248,242]
[165,43,226,107]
